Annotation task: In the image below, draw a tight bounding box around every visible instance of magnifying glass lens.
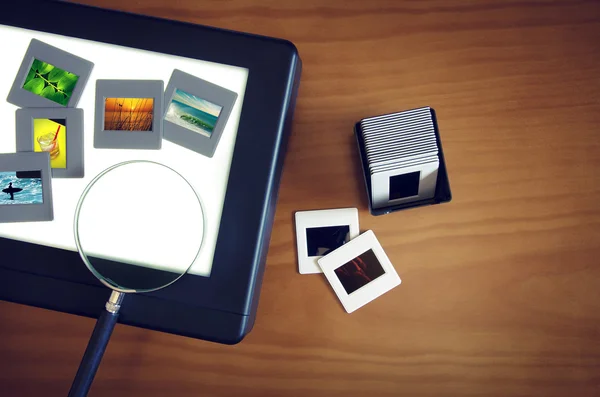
[74,161,204,292]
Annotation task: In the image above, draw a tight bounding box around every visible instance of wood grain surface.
[2,1,600,396]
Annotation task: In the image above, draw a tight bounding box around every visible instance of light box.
[0,0,302,344]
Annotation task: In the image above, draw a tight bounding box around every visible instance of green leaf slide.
[22,58,79,106]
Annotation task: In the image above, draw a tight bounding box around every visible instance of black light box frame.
[0,0,302,344]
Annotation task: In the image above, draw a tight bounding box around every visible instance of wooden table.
[2,1,599,396]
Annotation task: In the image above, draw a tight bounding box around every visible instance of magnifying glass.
[67,160,205,397]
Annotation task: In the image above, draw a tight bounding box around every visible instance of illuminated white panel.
[0,25,249,277]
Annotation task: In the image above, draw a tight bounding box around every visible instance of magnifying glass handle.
[68,291,125,397]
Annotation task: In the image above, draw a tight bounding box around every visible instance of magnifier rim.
[73,160,206,294]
